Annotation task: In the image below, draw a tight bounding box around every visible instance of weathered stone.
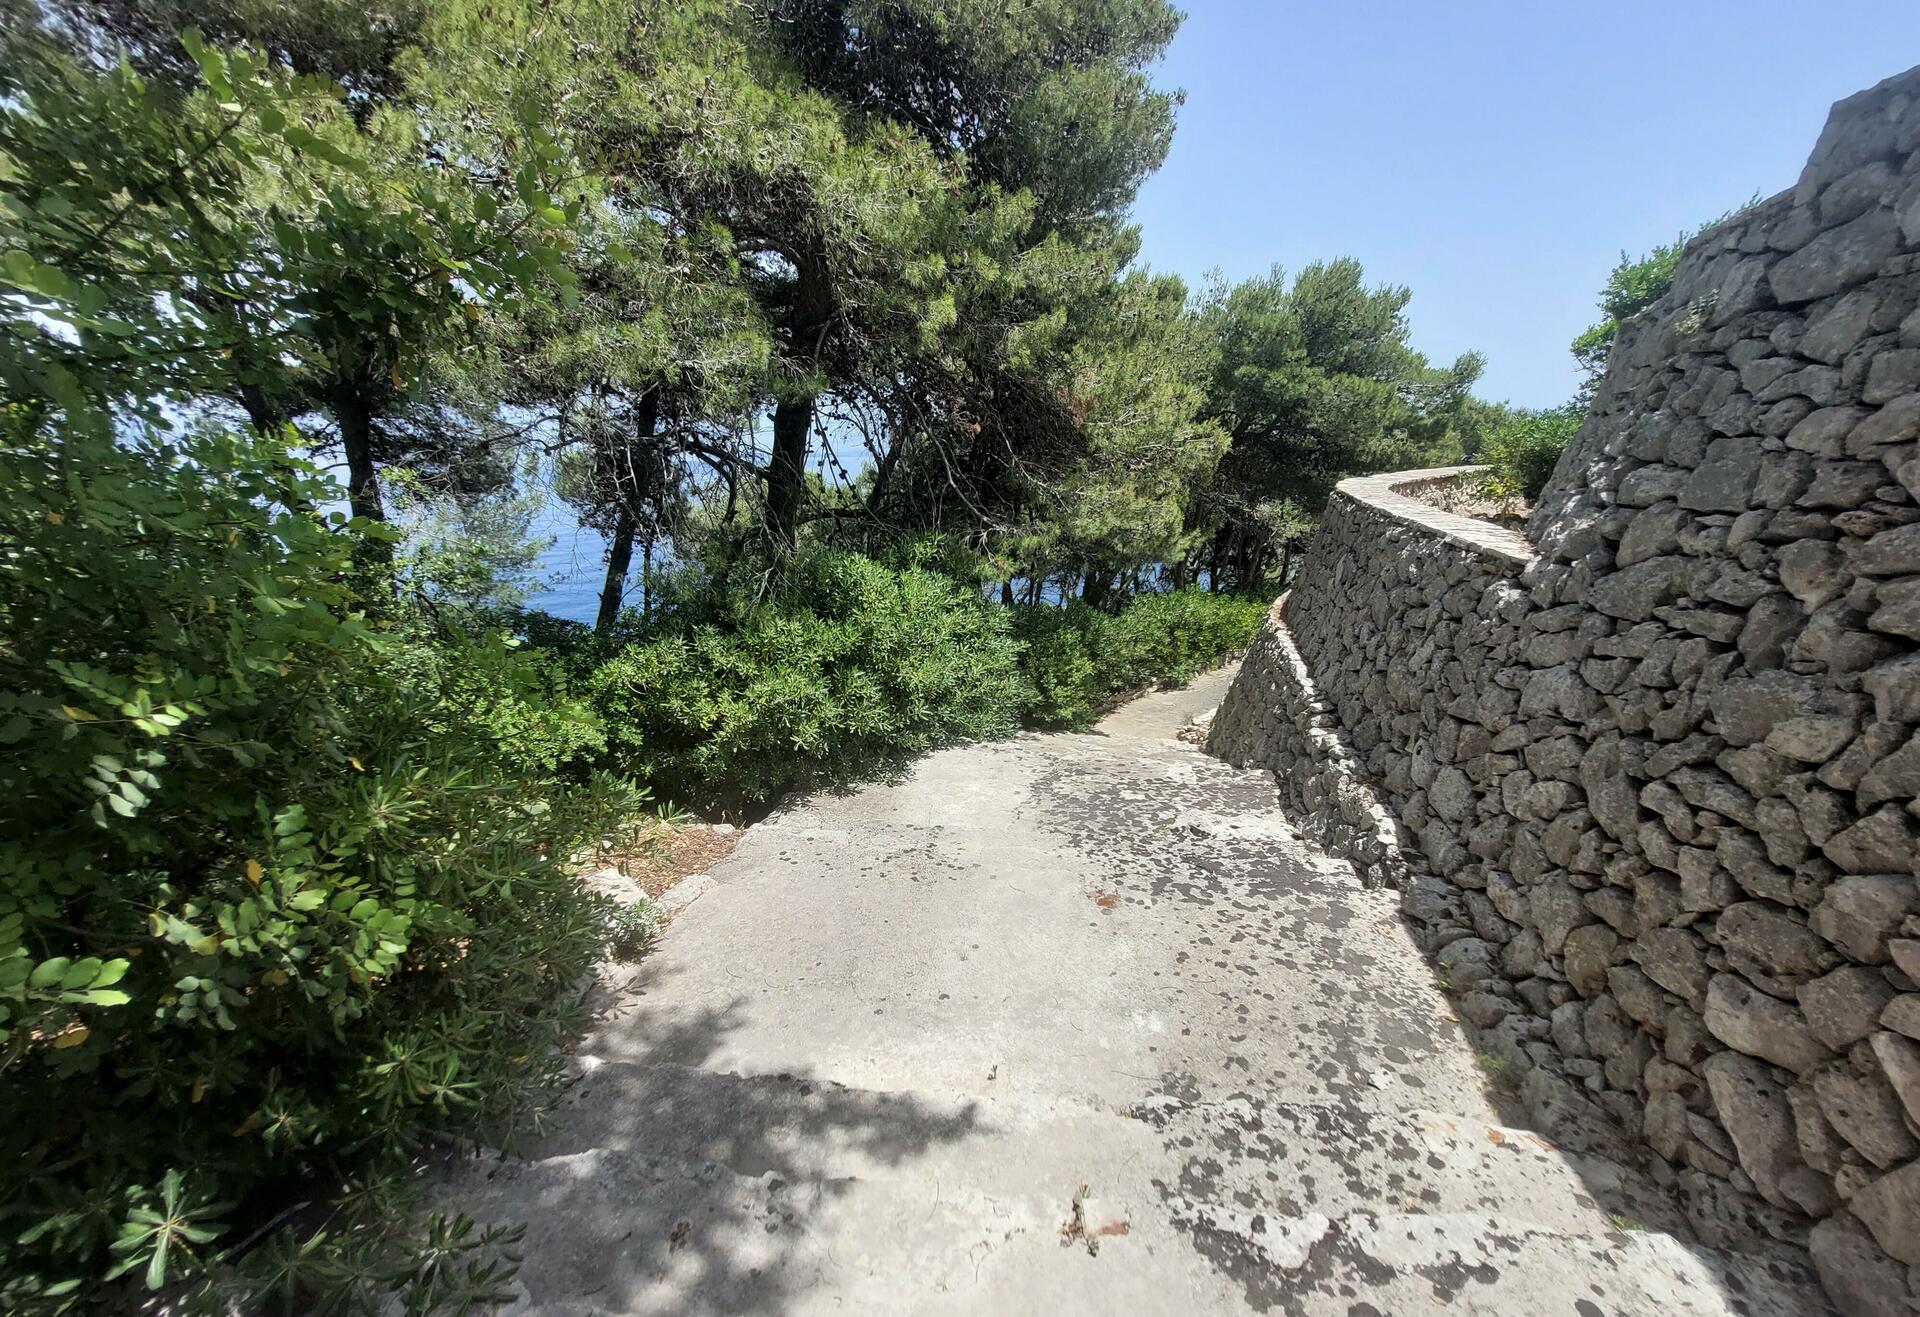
[1635,871,1681,933]
[1800,458,1888,508]
[1608,965,1668,1032]
[1706,671,1821,747]
[1886,992,1920,1040]
[1716,744,1791,797]
[1864,347,1920,404]
[1704,973,1834,1073]
[1517,665,1601,722]
[1862,653,1920,723]
[1867,576,1920,639]
[1529,876,1590,957]
[1586,556,1689,622]
[1561,922,1618,999]
[1800,967,1901,1051]
[1501,926,1546,979]
[1849,393,1920,453]
[1809,1212,1916,1317]
[1764,714,1859,765]
[1786,404,1869,456]
[1812,810,1920,883]
[1578,733,1640,843]
[1456,990,1513,1029]
[1790,1078,1850,1173]
[1679,437,1764,511]
[1616,502,1690,567]
[1436,936,1497,986]
[1777,538,1851,608]
[1427,765,1474,823]
[1633,926,1709,1005]
[1858,730,1920,809]
[1769,205,1903,304]
[1813,1054,1920,1169]
[1850,1159,1920,1266]
[1801,288,1882,364]
[1702,1050,1812,1210]
[1720,901,1837,985]
[1870,1030,1920,1127]
[1812,875,1920,961]
[1854,520,1920,575]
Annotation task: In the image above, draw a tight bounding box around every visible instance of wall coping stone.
[1333,466,1537,571]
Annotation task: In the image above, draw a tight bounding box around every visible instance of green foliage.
[0,11,584,521]
[1475,404,1582,503]
[1569,237,1684,377]
[0,419,640,1310]
[757,0,1182,232]
[1570,206,1751,379]
[1191,260,1483,588]
[389,467,556,614]
[0,0,1512,1303]
[589,551,1026,805]
[1015,589,1266,730]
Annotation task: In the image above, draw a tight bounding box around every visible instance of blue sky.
[1129,3,1920,408]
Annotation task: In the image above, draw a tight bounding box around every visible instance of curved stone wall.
[1209,67,1920,1315]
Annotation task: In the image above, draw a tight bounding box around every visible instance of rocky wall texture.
[1209,66,1920,1315]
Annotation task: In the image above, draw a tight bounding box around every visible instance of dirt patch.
[601,821,740,901]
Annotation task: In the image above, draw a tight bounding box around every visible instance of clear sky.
[1129,2,1920,409]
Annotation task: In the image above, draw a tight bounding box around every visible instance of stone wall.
[1208,66,1920,1315]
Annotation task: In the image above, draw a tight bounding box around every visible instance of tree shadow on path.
[444,982,985,1315]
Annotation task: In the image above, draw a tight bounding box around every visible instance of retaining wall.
[1208,66,1920,1315]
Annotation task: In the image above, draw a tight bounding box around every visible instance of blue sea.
[523,499,627,624]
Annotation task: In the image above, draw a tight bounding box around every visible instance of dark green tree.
[1192,260,1484,588]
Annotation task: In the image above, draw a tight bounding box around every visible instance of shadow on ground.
[445,971,987,1315]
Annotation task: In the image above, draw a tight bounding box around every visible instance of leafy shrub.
[1016,589,1265,729]
[1476,404,1582,504]
[588,551,1026,805]
[0,423,643,1310]
[382,620,608,776]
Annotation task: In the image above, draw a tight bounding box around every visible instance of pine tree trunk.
[594,393,661,633]
[641,539,653,622]
[338,392,383,523]
[595,505,638,634]
[767,393,813,553]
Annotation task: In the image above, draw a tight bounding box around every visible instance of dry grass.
[600,820,741,901]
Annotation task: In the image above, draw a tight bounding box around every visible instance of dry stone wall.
[1209,66,1920,1315]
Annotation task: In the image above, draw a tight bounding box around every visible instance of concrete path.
[443,667,1828,1316]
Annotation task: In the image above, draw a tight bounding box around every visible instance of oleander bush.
[0,421,643,1311]
[1015,588,1265,729]
[588,550,1027,806]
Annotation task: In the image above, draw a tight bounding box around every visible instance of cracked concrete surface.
[438,666,1829,1315]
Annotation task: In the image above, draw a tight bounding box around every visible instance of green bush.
[382,620,609,776]
[1015,589,1265,729]
[588,551,1026,805]
[0,422,642,1310]
[1476,404,1582,504]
